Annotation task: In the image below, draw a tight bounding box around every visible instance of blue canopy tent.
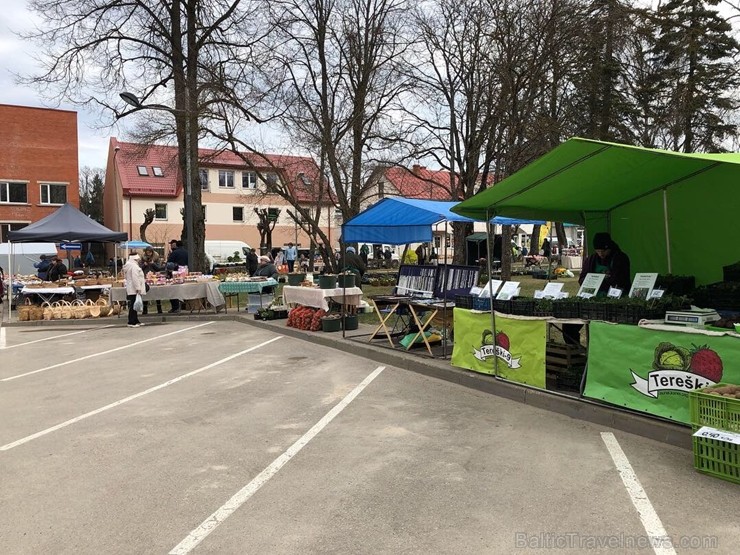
[341,197,543,244]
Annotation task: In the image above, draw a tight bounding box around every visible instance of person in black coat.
[578,232,631,293]
[166,240,189,313]
[47,258,68,282]
[246,248,259,276]
[563,232,631,345]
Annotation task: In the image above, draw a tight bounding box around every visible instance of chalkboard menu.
[393,264,479,299]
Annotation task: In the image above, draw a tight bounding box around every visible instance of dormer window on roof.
[137,166,148,176]
[152,166,163,177]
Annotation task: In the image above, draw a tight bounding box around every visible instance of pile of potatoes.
[703,384,740,398]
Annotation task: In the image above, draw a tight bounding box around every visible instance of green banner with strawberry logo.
[451,308,546,388]
[584,322,740,424]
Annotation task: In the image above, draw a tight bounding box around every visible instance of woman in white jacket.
[123,254,146,328]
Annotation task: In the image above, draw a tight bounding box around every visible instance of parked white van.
[204,240,252,263]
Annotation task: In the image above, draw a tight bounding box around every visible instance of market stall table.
[20,286,75,304]
[561,255,582,270]
[218,279,278,312]
[109,281,225,312]
[282,285,363,312]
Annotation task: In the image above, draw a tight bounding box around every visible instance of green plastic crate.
[692,434,740,485]
[688,384,740,433]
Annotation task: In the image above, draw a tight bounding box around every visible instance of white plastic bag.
[133,294,144,312]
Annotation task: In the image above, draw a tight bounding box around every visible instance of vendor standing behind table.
[246,248,259,276]
[166,239,188,313]
[343,246,366,288]
[34,254,51,280]
[47,257,68,282]
[562,232,631,346]
[140,247,163,315]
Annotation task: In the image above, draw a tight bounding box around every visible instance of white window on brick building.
[40,183,67,205]
[152,166,164,177]
[0,182,28,204]
[154,203,168,220]
[199,169,209,190]
[218,170,235,188]
[137,166,148,176]
[242,171,257,189]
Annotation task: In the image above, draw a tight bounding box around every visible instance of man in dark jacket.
[166,240,189,313]
[34,255,51,280]
[246,248,259,276]
[167,239,189,268]
[343,246,366,287]
[47,258,68,282]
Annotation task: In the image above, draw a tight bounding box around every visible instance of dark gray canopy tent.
[4,204,128,308]
[7,203,127,243]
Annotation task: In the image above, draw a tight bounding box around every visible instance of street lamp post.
[119,92,196,271]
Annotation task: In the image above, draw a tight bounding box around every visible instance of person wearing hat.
[34,254,51,280]
[563,232,631,345]
[343,246,366,287]
[579,232,631,294]
[253,255,278,279]
[123,253,146,327]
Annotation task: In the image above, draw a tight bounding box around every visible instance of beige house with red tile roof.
[362,164,455,208]
[103,138,338,252]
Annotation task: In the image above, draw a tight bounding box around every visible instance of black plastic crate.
[552,300,580,319]
[493,299,512,314]
[580,301,609,321]
[510,299,535,316]
[533,299,553,317]
[454,294,475,309]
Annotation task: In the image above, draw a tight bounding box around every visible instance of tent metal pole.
[662,189,672,273]
[442,220,449,359]
[486,209,498,378]
[8,241,14,320]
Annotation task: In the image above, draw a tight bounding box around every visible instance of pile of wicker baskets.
[18,298,113,321]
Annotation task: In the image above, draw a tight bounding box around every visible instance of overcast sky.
[1,1,117,170]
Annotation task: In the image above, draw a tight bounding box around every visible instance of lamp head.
[120,91,141,108]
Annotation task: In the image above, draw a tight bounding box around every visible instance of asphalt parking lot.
[0,320,738,554]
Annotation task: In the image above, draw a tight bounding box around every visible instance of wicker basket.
[42,301,54,321]
[17,299,33,321]
[95,298,111,317]
[71,299,88,319]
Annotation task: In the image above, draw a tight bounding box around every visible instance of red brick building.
[0,104,79,241]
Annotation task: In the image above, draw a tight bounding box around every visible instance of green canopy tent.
[451,137,740,285]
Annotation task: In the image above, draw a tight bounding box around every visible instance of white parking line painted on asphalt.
[1,322,214,382]
[0,327,5,348]
[0,336,283,452]
[169,365,386,555]
[601,432,676,555]
[0,325,115,350]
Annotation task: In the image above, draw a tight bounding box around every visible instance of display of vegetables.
[702,384,740,398]
[286,306,326,331]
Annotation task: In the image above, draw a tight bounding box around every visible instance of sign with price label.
[693,426,740,445]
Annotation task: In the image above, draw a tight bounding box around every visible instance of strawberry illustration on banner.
[474,329,521,368]
[630,341,723,398]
